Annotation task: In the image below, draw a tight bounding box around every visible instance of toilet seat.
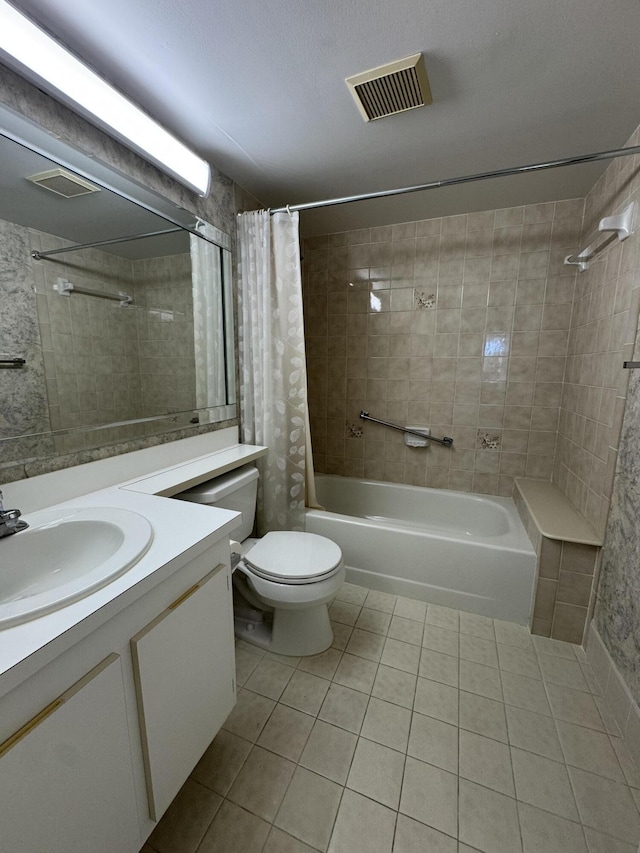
[243,531,343,585]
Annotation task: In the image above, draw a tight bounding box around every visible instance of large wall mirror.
[0,105,236,467]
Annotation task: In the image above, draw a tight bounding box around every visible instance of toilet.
[178,465,345,656]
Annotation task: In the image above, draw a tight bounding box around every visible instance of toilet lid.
[244,531,343,582]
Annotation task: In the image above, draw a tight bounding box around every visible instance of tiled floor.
[141,583,640,853]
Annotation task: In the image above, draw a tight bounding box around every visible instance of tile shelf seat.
[514,478,602,645]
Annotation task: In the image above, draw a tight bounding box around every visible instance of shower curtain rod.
[269,144,640,214]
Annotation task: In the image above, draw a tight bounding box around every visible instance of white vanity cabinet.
[0,654,140,853]
[132,561,235,820]
[0,538,236,853]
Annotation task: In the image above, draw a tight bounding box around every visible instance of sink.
[0,507,153,628]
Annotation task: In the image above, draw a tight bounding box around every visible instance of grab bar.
[359,411,453,447]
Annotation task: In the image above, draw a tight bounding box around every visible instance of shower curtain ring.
[286,204,292,215]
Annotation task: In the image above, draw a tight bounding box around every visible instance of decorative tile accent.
[346,421,363,438]
[476,430,501,450]
[414,290,435,309]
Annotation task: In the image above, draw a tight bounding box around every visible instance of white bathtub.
[305,475,537,625]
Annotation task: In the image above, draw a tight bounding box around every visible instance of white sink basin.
[0,507,153,628]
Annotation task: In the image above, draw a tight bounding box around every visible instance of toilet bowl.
[177,466,345,656]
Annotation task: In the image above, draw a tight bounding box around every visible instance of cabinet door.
[131,562,235,820]
[0,654,140,853]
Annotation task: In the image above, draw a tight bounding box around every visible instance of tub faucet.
[0,491,28,538]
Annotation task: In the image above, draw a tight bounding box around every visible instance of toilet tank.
[177,465,259,541]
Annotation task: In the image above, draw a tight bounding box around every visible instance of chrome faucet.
[0,491,28,538]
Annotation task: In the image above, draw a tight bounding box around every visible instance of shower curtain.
[190,219,225,418]
[237,209,318,533]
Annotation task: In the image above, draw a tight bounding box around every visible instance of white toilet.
[178,465,345,656]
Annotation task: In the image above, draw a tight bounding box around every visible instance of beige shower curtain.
[237,209,319,534]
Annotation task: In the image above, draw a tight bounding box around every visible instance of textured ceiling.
[7,0,640,234]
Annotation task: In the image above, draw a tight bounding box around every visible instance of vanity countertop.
[0,439,267,697]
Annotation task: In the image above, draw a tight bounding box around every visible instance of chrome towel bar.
[360,411,453,447]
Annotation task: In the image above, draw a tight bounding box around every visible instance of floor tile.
[388,615,424,646]
[372,664,417,709]
[395,596,428,623]
[236,639,266,656]
[333,652,378,693]
[364,589,397,613]
[458,690,507,742]
[244,658,294,700]
[425,604,459,630]
[299,719,358,784]
[611,736,640,788]
[227,745,295,821]
[580,663,602,696]
[148,778,222,853]
[501,671,551,715]
[413,677,458,725]
[497,644,541,680]
[546,683,605,731]
[459,659,502,701]
[419,648,459,687]
[459,635,498,668]
[538,654,589,692]
[222,688,275,742]
[392,813,457,853]
[459,729,514,796]
[505,704,563,761]
[329,600,361,626]
[347,737,405,809]
[568,766,640,845]
[265,651,301,668]
[517,802,587,853]
[532,635,577,660]
[197,799,270,853]
[381,637,421,674]
[408,711,458,773]
[191,729,252,796]
[263,826,319,853]
[356,607,392,635]
[297,648,343,680]
[331,621,353,650]
[336,582,369,606]
[458,779,522,853]
[422,625,460,657]
[583,827,638,852]
[256,702,314,761]
[361,697,412,752]
[511,746,579,821]
[459,612,495,642]
[280,670,330,716]
[318,683,370,733]
[400,756,458,838]
[556,720,626,781]
[275,766,343,852]
[493,619,532,649]
[593,695,621,736]
[328,788,396,853]
[235,647,262,686]
[346,628,386,662]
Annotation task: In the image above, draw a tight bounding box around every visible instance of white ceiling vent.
[346,53,432,122]
[25,168,101,198]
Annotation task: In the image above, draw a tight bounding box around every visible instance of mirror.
[0,111,236,466]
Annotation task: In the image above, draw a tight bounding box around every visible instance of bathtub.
[305,475,537,625]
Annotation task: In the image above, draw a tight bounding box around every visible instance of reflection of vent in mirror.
[26,169,101,198]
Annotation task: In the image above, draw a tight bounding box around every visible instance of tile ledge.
[515,477,603,546]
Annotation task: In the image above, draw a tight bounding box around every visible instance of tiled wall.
[303,200,581,496]
[554,125,640,539]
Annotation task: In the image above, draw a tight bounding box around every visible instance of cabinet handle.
[0,653,119,758]
[168,563,225,611]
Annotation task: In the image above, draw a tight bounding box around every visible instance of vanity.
[0,428,266,853]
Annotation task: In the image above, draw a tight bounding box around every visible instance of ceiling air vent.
[25,168,101,198]
[346,52,432,122]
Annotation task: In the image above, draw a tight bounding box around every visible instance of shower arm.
[359,411,453,447]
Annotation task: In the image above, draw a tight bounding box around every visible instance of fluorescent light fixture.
[0,0,211,196]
